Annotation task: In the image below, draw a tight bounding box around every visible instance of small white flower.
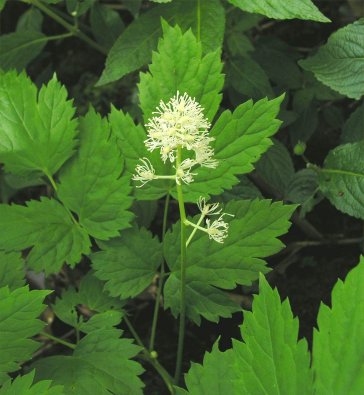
[194,143,218,168]
[175,159,197,185]
[132,158,156,187]
[197,197,222,216]
[145,91,212,163]
[206,213,233,243]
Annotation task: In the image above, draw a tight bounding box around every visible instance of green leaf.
[0,286,50,385]
[90,3,124,50]
[52,272,124,331]
[300,20,364,100]
[341,102,364,143]
[313,256,364,394]
[139,21,224,123]
[227,0,330,22]
[16,8,43,32]
[0,198,91,274]
[97,0,225,85]
[164,199,296,323]
[227,57,274,100]
[91,227,163,299]
[218,176,263,202]
[0,32,47,71]
[0,0,6,12]
[0,371,64,395]
[58,108,133,240]
[66,0,95,16]
[0,71,78,178]
[255,139,295,197]
[318,142,364,219]
[181,275,312,394]
[34,329,144,395]
[285,169,319,204]
[180,95,284,202]
[0,251,25,291]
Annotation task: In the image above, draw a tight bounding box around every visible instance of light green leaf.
[181,274,312,394]
[0,371,64,395]
[90,3,124,50]
[313,256,364,394]
[0,32,47,71]
[227,0,330,22]
[164,199,296,323]
[139,21,224,123]
[16,8,43,32]
[318,142,364,219]
[58,108,133,240]
[0,251,25,290]
[91,227,163,299]
[34,329,144,395]
[180,95,284,202]
[0,286,50,385]
[227,57,274,100]
[341,102,364,143]
[300,20,364,99]
[0,198,91,274]
[0,71,78,178]
[97,0,225,85]
[255,139,295,197]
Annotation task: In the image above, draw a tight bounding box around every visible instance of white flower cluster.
[133,92,232,243]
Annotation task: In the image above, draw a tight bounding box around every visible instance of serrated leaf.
[58,108,133,240]
[341,102,364,143]
[16,8,43,32]
[97,0,225,85]
[138,21,224,123]
[0,371,64,395]
[34,329,144,395]
[91,227,163,299]
[0,198,91,274]
[0,32,47,71]
[300,20,364,100]
[227,57,274,100]
[228,0,330,22]
[164,199,296,323]
[318,142,364,219]
[0,286,50,385]
[0,251,25,290]
[180,95,284,202]
[90,3,124,50]
[313,256,364,394]
[180,274,312,394]
[0,71,77,178]
[52,271,124,331]
[255,139,295,197]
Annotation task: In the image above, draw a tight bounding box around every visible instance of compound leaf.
[180,275,312,394]
[318,142,364,219]
[138,22,224,124]
[0,286,50,385]
[313,256,364,394]
[227,0,330,23]
[300,20,364,100]
[0,198,91,274]
[91,227,163,299]
[0,71,78,178]
[0,251,25,290]
[164,199,296,323]
[34,329,144,395]
[0,371,64,395]
[58,108,133,240]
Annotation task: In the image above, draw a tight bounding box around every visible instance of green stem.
[186,214,206,246]
[196,0,201,42]
[174,147,187,384]
[28,0,108,55]
[41,331,76,350]
[149,193,170,352]
[124,316,175,394]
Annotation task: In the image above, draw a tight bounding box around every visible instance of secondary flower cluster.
[133,92,232,243]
